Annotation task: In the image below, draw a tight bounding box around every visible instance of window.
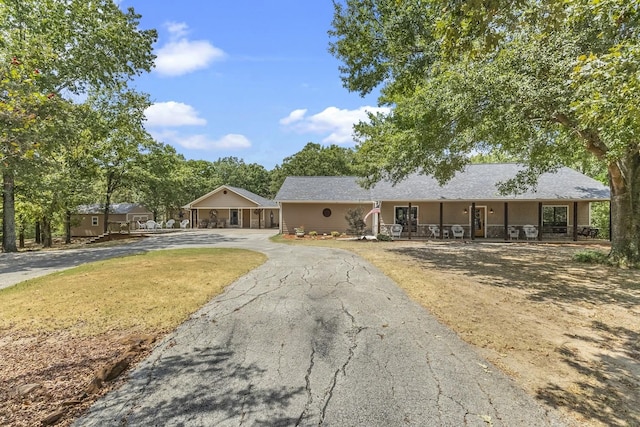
[322,208,332,217]
[91,216,99,226]
[395,206,418,232]
[543,206,568,228]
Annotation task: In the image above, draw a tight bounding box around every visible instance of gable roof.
[184,185,278,208]
[75,203,150,215]
[275,164,610,202]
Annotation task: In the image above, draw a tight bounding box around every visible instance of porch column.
[439,202,444,238]
[573,201,578,241]
[504,202,509,241]
[471,202,476,240]
[408,202,412,240]
[537,202,543,241]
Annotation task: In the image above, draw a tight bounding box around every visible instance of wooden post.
[408,202,412,240]
[470,202,476,240]
[504,202,509,241]
[573,202,578,241]
[538,202,543,241]
[439,202,444,238]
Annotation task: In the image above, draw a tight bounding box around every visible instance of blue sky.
[120,0,386,170]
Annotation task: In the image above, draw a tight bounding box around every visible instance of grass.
[0,248,266,335]
[573,249,611,265]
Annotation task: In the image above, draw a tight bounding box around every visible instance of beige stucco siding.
[193,191,258,208]
[281,202,374,235]
[71,213,129,237]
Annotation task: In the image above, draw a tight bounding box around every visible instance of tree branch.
[553,112,608,159]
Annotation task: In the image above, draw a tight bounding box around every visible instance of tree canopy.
[330,0,640,265]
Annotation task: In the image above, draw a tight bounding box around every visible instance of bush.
[331,231,340,238]
[309,231,318,237]
[574,250,610,265]
[345,207,366,236]
[377,233,392,241]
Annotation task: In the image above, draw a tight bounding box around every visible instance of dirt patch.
[0,330,158,427]
[348,241,639,427]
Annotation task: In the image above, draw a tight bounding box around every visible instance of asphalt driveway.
[1,230,568,426]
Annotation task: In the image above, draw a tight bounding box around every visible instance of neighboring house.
[71,203,153,237]
[183,185,280,229]
[274,164,611,240]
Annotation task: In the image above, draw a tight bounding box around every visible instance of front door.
[474,207,485,237]
[230,209,239,226]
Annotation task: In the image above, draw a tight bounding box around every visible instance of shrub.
[345,207,366,236]
[376,233,392,241]
[331,231,340,238]
[573,250,610,265]
[309,231,318,237]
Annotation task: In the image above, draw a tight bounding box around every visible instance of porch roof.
[184,185,279,209]
[275,164,610,202]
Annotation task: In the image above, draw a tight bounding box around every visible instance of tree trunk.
[608,152,640,266]
[65,210,71,244]
[19,226,25,249]
[103,194,111,234]
[35,221,41,244]
[42,216,53,248]
[2,172,18,252]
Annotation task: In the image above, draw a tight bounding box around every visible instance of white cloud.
[154,22,226,77]
[145,102,206,127]
[280,106,391,144]
[279,109,307,125]
[151,130,251,151]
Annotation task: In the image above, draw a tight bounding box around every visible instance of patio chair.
[137,221,146,230]
[523,225,538,240]
[508,226,520,240]
[165,219,175,229]
[390,224,403,238]
[180,219,190,229]
[145,220,157,231]
[451,224,464,239]
[428,225,439,238]
[155,220,164,230]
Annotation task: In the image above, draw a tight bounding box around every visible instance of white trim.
[91,216,99,227]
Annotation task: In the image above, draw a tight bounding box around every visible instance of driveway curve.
[2,230,567,426]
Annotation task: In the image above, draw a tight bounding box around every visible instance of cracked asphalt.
[2,230,568,426]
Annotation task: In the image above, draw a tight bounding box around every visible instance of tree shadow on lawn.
[389,242,640,426]
[390,243,639,308]
[80,345,304,426]
[537,323,640,427]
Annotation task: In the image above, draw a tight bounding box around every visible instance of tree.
[269,142,356,195]
[330,0,640,266]
[0,0,156,251]
[86,88,153,233]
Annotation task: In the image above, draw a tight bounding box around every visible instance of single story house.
[183,185,280,229]
[274,164,611,240]
[71,203,152,237]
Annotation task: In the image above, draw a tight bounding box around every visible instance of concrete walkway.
[1,230,568,426]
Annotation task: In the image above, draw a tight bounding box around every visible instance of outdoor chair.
[155,221,164,230]
[451,225,464,239]
[523,225,538,240]
[137,221,146,230]
[508,226,520,240]
[390,224,403,238]
[146,220,157,231]
[180,219,190,229]
[165,219,175,229]
[428,225,439,238]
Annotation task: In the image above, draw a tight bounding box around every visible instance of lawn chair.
[137,221,146,230]
[390,224,402,238]
[428,225,439,238]
[155,220,164,230]
[180,219,190,229]
[165,219,175,229]
[508,226,520,240]
[451,224,464,239]
[523,225,538,240]
[145,220,157,231]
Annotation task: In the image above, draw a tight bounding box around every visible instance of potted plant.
[294,226,305,237]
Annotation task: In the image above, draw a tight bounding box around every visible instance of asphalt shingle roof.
[75,203,148,214]
[226,186,279,207]
[274,164,610,202]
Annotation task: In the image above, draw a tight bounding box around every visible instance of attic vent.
[322,208,332,217]
[223,190,227,194]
